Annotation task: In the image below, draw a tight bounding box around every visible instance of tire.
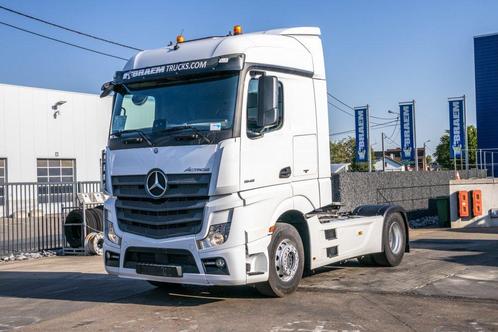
[373,212,406,267]
[91,232,104,256]
[256,223,305,297]
[84,232,104,255]
[65,209,84,248]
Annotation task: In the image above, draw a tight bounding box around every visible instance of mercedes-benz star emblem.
[145,169,168,198]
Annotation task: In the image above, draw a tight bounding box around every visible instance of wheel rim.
[388,222,403,254]
[274,239,299,282]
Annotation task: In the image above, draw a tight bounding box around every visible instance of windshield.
[110,74,239,141]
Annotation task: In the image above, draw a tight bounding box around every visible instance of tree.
[435,131,451,169]
[434,125,477,169]
[330,136,375,171]
[330,137,355,164]
[425,154,433,165]
[467,125,478,166]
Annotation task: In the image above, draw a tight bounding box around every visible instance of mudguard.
[352,204,410,252]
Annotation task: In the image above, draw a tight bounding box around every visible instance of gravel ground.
[408,215,439,228]
[0,249,60,263]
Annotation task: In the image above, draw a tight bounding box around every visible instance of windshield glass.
[110,74,239,137]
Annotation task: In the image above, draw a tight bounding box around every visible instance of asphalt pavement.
[0,227,497,331]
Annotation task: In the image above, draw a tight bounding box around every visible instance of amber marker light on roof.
[176,35,185,43]
[233,25,242,35]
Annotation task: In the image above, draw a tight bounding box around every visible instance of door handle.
[279,166,292,178]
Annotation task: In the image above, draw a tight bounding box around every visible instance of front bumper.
[103,192,272,286]
[104,236,253,286]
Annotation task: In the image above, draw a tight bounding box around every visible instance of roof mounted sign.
[114,54,244,84]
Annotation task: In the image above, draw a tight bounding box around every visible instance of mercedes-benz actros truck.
[101,26,409,297]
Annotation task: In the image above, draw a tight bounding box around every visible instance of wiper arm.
[155,125,211,144]
[111,129,154,147]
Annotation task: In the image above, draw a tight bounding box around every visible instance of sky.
[1,0,498,153]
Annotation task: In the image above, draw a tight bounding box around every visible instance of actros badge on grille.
[145,169,168,198]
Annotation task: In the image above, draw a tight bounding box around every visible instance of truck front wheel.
[256,223,304,297]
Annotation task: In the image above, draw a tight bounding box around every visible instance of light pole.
[423,140,430,171]
[385,110,400,170]
[381,132,386,172]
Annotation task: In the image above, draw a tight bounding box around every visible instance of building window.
[37,159,76,203]
[246,78,284,136]
[0,158,6,206]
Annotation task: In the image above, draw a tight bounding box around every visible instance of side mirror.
[100,81,115,98]
[257,75,279,127]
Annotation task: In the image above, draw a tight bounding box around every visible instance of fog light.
[202,257,229,275]
[215,258,226,269]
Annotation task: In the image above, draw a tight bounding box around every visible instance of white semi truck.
[101,26,409,297]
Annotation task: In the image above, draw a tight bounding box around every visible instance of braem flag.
[399,102,416,161]
[448,98,466,159]
[355,106,369,162]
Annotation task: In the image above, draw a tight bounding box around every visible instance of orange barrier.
[458,191,470,218]
[471,190,483,217]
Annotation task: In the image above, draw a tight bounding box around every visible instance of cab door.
[240,70,292,191]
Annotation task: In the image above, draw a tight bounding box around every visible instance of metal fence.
[449,148,498,178]
[0,181,100,256]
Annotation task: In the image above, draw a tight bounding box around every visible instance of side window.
[246,78,284,135]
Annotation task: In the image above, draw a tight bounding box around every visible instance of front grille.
[113,173,210,239]
[124,247,199,274]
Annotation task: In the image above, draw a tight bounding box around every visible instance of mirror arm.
[100,82,131,98]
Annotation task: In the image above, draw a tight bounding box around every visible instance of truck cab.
[102,26,408,297]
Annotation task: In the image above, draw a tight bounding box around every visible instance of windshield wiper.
[155,125,211,144]
[111,129,154,147]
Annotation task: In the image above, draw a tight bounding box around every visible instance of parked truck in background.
[100,26,409,297]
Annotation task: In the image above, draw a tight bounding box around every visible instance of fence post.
[484,152,488,177]
[475,149,479,176]
[492,152,495,178]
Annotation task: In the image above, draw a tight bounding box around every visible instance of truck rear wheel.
[256,223,304,297]
[373,212,406,267]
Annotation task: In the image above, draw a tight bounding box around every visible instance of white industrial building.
[0,83,112,186]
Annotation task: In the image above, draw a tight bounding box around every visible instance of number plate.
[136,264,182,278]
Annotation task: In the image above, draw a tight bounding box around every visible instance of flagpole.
[367,105,372,172]
[464,95,469,172]
[413,100,418,171]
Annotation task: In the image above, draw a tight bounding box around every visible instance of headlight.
[197,222,231,249]
[104,209,121,245]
